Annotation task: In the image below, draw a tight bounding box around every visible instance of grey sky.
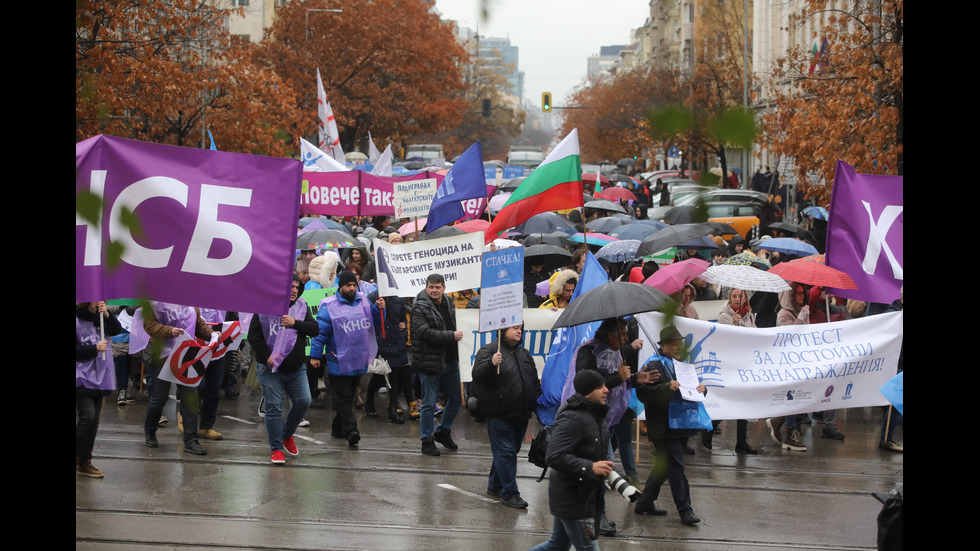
[434,0,650,107]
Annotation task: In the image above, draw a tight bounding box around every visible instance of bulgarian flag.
[485,129,583,244]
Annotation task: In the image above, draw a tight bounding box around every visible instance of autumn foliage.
[76,0,305,156]
[762,0,904,205]
[253,0,468,155]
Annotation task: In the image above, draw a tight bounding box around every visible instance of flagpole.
[99,303,106,361]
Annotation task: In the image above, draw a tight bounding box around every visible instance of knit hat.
[337,270,358,288]
[573,370,605,397]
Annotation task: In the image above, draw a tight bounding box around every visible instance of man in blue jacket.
[310,271,381,448]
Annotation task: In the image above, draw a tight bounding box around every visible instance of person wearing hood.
[540,270,578,310]
[528,370,613,551]
[76,301,122,477]
[727,234,747,256]
[310,271,381,448]
[345,245,376,283]
[248,276,318,464]
[471,325,542,509]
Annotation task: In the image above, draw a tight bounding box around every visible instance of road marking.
[438,483,497,503]
[222,415,256,425]
[295,434,324,445]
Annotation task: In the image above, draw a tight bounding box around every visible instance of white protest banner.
[157,333,214,387]
[636,312,903,420]
[479,247,525,332]
[373,233,484,298]
[392,178,438,219]
[457,308,560,382]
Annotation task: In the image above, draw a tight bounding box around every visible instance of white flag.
[316,68,345,164]
[370,144,393,177]
[367,131,382,164]
[301,138,349,172]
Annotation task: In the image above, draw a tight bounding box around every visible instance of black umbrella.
[422,225,465,240]
[706,221,739,235]
[523,231,574,248]
[768,222,803,235]
[584,199,627,214]
[514,212,577,235]
[663,205,708,224]
[553,282,671,328]
[523,244,573,272]
[498,176,526,192]
[616,158,637,169]
[635,223,712,257]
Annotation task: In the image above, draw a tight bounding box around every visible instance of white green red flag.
[484,128,583,244]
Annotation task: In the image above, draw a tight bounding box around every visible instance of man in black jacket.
[529,370,612,551]
[411,273,464,456]
[472,325,542,509]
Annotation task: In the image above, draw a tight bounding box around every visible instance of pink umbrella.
[398,217,427,236]
[454,219,490,233]
[643,258,710,295]
[595,186,637,202]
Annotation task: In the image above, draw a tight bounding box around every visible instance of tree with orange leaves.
[76,0,304,156]
[253,0,468,155]
[762,0,903,205]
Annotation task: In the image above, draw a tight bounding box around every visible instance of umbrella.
[568,232,618,247]
[768,222,804,235]
[595,239,642,263]
[700,264,791,293]
[345,151,368,162]
[523,232,574,248]
[553,282,671,329]
[524,244,573,272]
[485,238,522,251]
[296,229,359,249]
[454,219,490,233]
[514,212,577,235]
[595,186,637,202]
[726,251,771,268]
[803,206,829,220]
[616,158,637,168]
[769,254,857,289]
[705,221,739,235]
[610,223,660,241]
[644,258,710,295]
[604,173,632,183]
[677,235,723,250]
[586,216,627,234]
[398,217,428,236]
[636,223,711,257]
[498,176,526,192]
[582,173,610,185]
[585,199,627,214]
[488,192,512,213]
[422,225,465,240]
[757,237,818,256]
[403,160,426,170]
[663,205,708,224]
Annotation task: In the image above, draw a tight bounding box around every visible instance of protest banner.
[157,332,215,387]
[636,311,903,420]
[456,308,561,382]
[76,135,301,316]
[373,233,484,297]
[393,178,438,219]
[479,247,525,332]
[299,171,442,217]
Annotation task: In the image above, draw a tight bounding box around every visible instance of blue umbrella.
[758,237,819,256]
[611,223,660,240]
[596,239,642,263]
[803,206,829,220]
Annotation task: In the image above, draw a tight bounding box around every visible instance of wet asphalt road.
[76,382,902,550]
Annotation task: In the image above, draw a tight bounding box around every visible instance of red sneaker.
[270,450,286,464]
[283,436,299,457]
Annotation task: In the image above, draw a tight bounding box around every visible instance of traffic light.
[482,98,492,117]
[542,92,552,112]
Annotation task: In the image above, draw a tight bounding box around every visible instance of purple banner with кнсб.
[76,135,302,315]
[825,160,903,304]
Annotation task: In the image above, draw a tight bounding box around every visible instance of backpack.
[527,425,552,482]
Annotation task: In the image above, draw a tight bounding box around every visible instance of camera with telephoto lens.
[605,470,640,502]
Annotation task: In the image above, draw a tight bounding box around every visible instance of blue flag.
[426,142,486,232]
[535,252,610,425]
[207,130,217,151]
